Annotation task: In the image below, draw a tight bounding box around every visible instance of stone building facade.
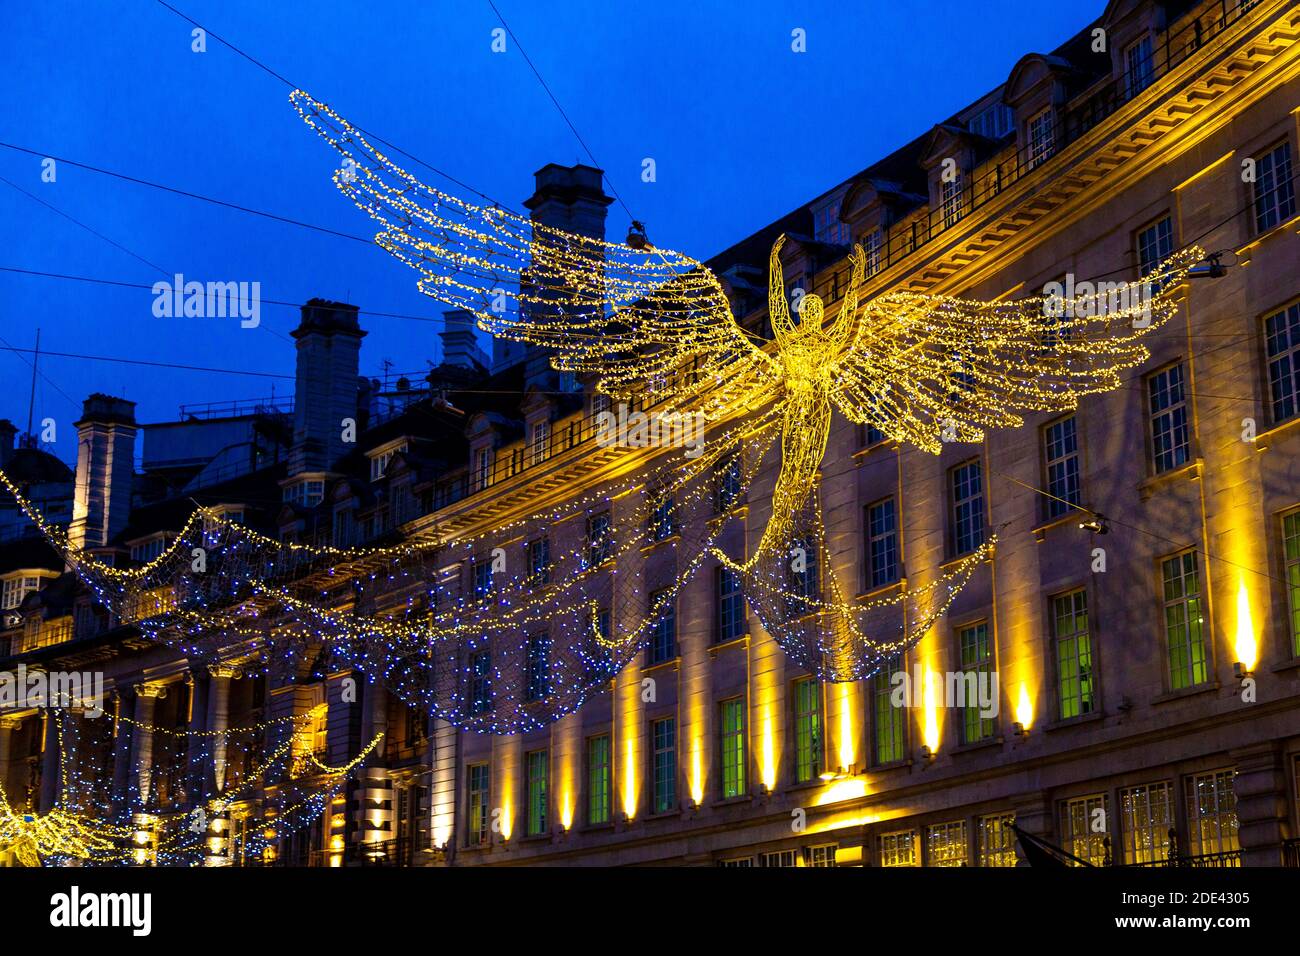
[1,0,1298,867]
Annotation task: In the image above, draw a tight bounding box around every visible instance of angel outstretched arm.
[768,234,797,343]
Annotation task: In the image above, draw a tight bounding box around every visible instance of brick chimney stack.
[501,164,613,383]
[69,394,137,550]
[288,299,365,476]
[439,310,488,370]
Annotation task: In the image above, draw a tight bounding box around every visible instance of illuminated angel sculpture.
[292,89,1203,571]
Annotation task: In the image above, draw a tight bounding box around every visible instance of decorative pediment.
[1100,0,1160,32]
[1004,53,1073,107]
[840,178,924,231]
[920,124,976,169]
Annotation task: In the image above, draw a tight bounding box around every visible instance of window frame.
[872,655,907,766]
[792,676,823,784]
[586,734,612,826]
[1253,140,1296,234]
[524,748,549,837]
[949,459,986,557]
[716,566,746,643]
[1041,415,1081,521]
[1263,300,1300,426]
[865,497,900,590]
[718,696,747,800]
[1146,362,1191,475]
[650,715,677,814]
[1160,549,1209,691]
[1282,507,1300,658]
[1051,587,1095,721]
[956,620,995,744]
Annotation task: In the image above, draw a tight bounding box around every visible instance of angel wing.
[830,247,1206,453]
[290,91,780,418]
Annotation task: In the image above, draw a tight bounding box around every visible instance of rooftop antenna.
[25,328,39,448]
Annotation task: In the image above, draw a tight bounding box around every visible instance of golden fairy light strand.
[290,88,1204,572]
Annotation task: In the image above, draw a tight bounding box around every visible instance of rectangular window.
[648,589,676,665]
[813,202,848,245]
[862,228,883,277]
[927,821,968,867]
[719,697,747,799]
[525,749,548,836]
[587,735,611,825]
[941,174,964,228]
[1137,215,1174,287]
[950,460,985,556]
[759,849,799,867]
[1124,35,1154,98]
[1284,509,1300,657]
[1147,364,1190,474]
[473,448,492,492]
[369,443,407,481]
[1162,551,1208,690]
[866,498,899,588]
[958,622,995,744]
[332,508,353,547]
[1042,416,1081,520]
[469,651,493,714]
[526,537,551,587]
[786,534,820,613]
[1053,589,1095,720]
[472,558,494,597]
[977,813,1017,867]
[1,577,39,610]
[586,511,612,566]
[873,655,906,765]
[648,490,676,542]
[793,676,822,783]
[1185,769,1240,860]
[879,829,918,867]
[717,567,745,643]
[718,857,754,868]
[804,844,838,867]
[528,420,551,466]
[651,717,676,813]
[1264,302,1300,424]
[524,633,549,702]
[1026,109,1055,169]
[467,764,490,845]
[1254,142,1295,234]
[969,102,1013,140]
[1060,794,1109,866]
[1120,781,1173,864]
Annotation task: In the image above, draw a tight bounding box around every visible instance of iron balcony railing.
[830,0,1260,297]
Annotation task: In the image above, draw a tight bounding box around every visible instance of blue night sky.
[1,0,1096,465]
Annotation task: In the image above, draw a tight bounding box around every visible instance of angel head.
[768,234,864,360]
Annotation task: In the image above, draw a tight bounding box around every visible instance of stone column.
[0,715,22,803]
[205,664,237,794]
[110,691,134,814]
[1231,742,1289,867]
[129,683,167,807]
[184,670,209,802]
[38,708,60,811]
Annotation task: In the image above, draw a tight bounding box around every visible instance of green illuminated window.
[719,697,746,798]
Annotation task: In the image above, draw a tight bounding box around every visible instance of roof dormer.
[1098,0,1165,102]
